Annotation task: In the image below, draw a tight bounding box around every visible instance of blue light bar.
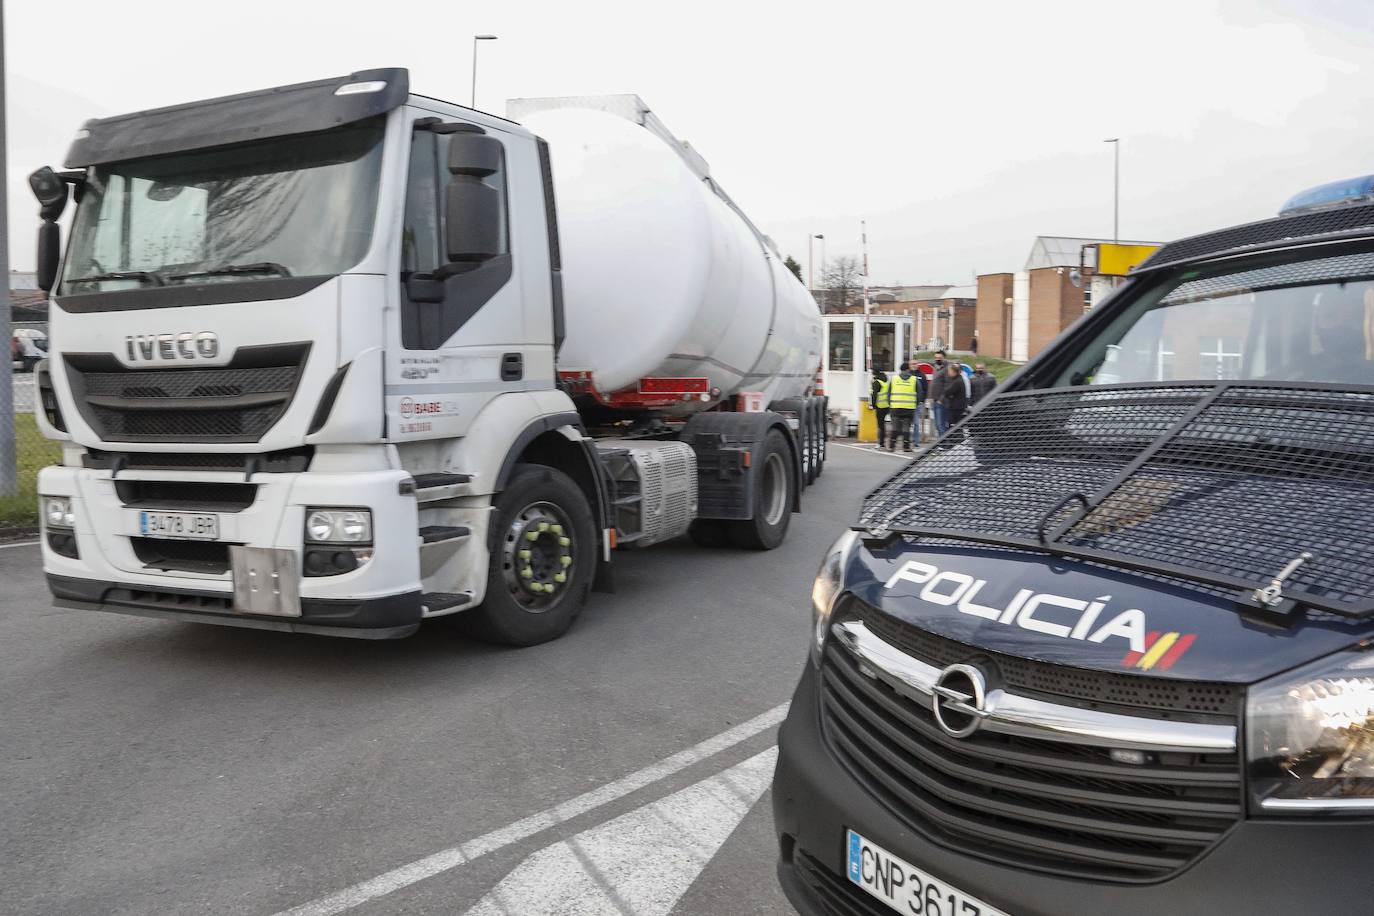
[1280,174,1374,217]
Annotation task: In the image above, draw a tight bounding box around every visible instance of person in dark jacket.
[929,350,949,435]
[870,369,889,449]
[970,363,997,403]
[941,362,971,429]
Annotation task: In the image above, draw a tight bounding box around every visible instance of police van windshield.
[1057,250,1374,388]
[59,118,386,295]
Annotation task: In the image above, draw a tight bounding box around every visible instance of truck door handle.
[501,352,524,381]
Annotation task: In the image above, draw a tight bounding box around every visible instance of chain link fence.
[2,369,62,527]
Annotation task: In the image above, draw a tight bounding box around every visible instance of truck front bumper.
[773,662,1374,916]
[47,574,421,638]
[38,460,425,639]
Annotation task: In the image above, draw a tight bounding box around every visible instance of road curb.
[0,526,40,543]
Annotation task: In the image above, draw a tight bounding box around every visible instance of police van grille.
[861,384,1374,614]
[819,618,1242,882]
[63,343,309,443]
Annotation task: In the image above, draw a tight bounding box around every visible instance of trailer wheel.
[813,397,827,477]
[466,464,596,646]
[729,428,793,550]
[804,400,820,485]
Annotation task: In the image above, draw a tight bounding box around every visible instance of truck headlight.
[43,496,75,529]
[304,508,373,544]
[811,530,860,665]
[1248,647,1374,812]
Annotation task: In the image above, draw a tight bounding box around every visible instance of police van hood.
[845,541,1374,684]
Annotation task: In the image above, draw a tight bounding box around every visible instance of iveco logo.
[930,664,990,738]
[125,332,219,362]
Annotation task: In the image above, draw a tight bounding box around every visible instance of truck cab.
[775,176,1374,915]
[29,68,826,645]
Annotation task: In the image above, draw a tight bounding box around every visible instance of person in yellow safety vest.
[885,364,923,452]
[870,370,890,450]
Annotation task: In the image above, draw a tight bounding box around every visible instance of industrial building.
[976,236,1159,361]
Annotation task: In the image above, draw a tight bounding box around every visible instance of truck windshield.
[1057,249,1374,388]
[59,117,386,295]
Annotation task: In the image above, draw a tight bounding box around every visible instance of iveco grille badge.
[125,331,219,362]
[930,664,990,738]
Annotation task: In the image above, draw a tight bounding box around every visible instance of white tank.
[514,99,821,411]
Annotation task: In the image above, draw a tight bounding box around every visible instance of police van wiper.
[65,270,167,287]
[167,261,293,281]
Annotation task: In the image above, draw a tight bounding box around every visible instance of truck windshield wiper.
[64,270,167,287]
[168,262,293,281]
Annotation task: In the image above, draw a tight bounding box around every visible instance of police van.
[773,175,1374,915]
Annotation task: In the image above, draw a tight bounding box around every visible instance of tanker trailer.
[30,69,827,646]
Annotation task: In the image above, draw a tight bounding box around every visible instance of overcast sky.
[7,0,1373,284]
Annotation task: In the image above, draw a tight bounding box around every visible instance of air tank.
[513,98,821,411]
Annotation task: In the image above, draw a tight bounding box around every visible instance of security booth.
[822,313,913,437]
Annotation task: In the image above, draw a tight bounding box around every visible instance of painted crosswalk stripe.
[464,747,778,916]
[271,703,788,916]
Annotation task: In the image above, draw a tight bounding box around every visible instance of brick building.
[975,236,1159,361]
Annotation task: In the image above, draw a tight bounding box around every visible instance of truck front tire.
[466,464,596,646]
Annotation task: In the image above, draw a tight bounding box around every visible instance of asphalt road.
[0,442,905,915]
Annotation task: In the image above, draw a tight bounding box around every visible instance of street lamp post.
[472,34,498,109]
[1104,138,1119,243]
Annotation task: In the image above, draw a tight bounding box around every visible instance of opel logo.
[930,664,990,738]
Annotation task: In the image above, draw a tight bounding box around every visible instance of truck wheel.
[729,428,793,550]
[467,464,596,646]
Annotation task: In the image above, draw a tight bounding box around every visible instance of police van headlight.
[811,530,861,665]
[1248,646,1374,812]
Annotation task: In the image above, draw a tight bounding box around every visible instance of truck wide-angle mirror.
[29,166,69,220]
[36,219,61,293]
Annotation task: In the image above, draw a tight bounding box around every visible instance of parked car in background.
[11,328,48,372]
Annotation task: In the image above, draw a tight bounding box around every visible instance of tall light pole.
[0,0,14,498]
[1104,138,1119,243]
[471,34,498,109]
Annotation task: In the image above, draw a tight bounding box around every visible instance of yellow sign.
[1096,243,1160,276]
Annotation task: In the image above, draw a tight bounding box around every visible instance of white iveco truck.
[27,68,825,644]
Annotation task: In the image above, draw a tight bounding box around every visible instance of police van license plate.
[847,830,1008,916]
[138,511,219,541]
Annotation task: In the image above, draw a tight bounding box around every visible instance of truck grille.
[116,480,258,512]
[64,343,309,443]
[131,538,236,575]
[818,613,1242,882]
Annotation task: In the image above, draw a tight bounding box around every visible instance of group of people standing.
[870,350,997,451]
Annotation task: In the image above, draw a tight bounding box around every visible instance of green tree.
[783,255,803,282]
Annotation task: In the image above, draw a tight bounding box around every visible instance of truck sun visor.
[64,68,410,168]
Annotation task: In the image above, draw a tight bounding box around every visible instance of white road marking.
[271,703,789,916]
[463,747,778,916]
[0,539,39,550]
[830,442,918,459]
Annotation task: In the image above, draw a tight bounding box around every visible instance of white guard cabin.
[821,313,913,434]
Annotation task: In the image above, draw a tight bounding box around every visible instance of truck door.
[385,113,551,441]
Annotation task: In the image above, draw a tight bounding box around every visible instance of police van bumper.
[773,661,1374,916]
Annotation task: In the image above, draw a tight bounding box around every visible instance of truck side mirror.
[30,167,70,293]
[37,221,61,293]
[444,134,503,263]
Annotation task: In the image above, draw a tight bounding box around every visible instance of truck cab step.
[411,472,473,502]
[419,525,471,545]
[421,592,472,613]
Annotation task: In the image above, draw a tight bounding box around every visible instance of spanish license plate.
[138,510,220,541]
[847,830,1009,916]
